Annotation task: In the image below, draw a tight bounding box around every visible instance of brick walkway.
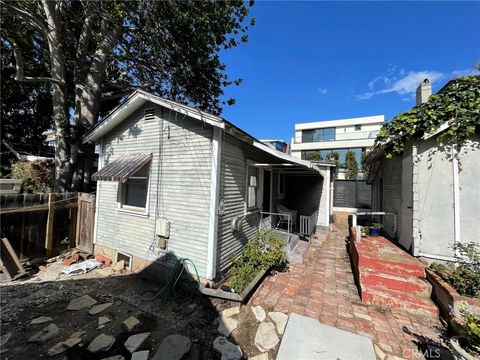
[250,212,447,359]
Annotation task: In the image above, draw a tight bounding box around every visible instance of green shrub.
[458,305,480,355]
[430,242,480,298]
[228,229,287,293]
[11,159,55,193]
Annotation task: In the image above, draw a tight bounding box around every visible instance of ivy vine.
[376,75,480,158]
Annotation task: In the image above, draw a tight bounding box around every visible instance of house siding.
[371,156,403,238]
[216,134,262,273]
[95,104,213,277]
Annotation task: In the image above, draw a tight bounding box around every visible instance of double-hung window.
[247,165,259,210]
[122,164,150,211]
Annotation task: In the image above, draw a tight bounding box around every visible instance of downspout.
[411,144,420,256]
[92,137,103,246]
[452,143,461,252]
[206,127,223,280]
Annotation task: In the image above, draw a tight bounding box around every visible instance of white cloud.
[317,87,328,95]
[358,67,479,101]
[358,70,444,100]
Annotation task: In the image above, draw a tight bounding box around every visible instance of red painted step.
[359,271,432,296]
[360,285,439,316]
[350,233,440,317]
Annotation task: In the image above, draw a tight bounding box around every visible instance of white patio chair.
[277,204,297,231]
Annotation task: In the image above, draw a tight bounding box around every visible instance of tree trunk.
[42,0,71,192]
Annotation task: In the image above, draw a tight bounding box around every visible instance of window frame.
[117,163,151,216]
[245,162,260,212]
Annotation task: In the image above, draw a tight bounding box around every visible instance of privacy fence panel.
[334,180,371,209]
[0,192,79,259]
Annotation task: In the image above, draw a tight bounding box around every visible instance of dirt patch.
[1,258,271,360]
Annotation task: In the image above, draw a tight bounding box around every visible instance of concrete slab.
[277,313,376,360]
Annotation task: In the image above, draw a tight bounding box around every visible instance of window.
[122,164,150,210]
[355,124,362,131]
[301,128,335,143]
[247,165,258,209]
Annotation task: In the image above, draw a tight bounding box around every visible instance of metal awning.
[92,153,152,182]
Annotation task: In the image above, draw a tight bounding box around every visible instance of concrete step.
[288,239,309,264]
[359,271,432,296]
[360,285,439,317]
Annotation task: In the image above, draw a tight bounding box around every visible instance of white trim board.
[206,127,223,280]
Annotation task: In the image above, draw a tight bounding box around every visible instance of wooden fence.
[0,192,95,260]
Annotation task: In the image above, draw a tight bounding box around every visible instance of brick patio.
[250,212,448,359]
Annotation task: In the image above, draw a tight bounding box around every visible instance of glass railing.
[294,130,379,143]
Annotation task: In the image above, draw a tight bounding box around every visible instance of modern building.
[291,115,384,179]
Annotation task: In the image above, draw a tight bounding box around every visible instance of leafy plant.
[369,223,383,230]
[345,150,358,180]
[430,242,480,298]
[375,76,480,158]
[457,304,480,356]
[11,159,55,193]
[228,229,287,293]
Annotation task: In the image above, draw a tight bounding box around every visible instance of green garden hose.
[141,258,201,315]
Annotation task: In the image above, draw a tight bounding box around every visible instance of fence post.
[45,193,55,256]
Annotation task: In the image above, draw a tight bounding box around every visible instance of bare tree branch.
[1,1,49,35]
[12,43,65,85]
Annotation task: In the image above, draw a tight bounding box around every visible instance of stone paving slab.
[277,313,376,360]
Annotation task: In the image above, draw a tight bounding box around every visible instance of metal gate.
[334,180,371,209]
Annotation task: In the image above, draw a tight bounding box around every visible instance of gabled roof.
[83,89,224,143]
[83,90,334,175]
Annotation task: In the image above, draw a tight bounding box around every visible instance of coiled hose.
[141,258,201,315]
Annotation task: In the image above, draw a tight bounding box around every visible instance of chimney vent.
[416,78,432,105]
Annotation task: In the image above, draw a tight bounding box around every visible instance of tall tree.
[345,150,358,180]
[1,0,253,191]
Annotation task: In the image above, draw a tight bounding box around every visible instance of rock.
[28,323,60,343]
[122,316,140,332]
[268,312,288,335]
[113,260,125,271]
[252,305,266,322]
[98,316,111,326]
[250,353,269,360]
[217,316,238,337]
[0,332,12,347]
[131,350,150,360]
[152,334,191,360]
[221,307,240,318]
[87,334,115,353]
[30,316,53,325]
[374,344,387,360]
[67,295,97,311]
[70,330,85,338]
[254,322,279,352]
[124,332,150,353]
[213,336,243,360]
[47,337,81,356]
[89,303,113,315]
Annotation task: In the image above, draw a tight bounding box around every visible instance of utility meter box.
[156,217,170,238]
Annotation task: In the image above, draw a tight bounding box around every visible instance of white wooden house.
[83,90,334,280]
[365,78,480,262]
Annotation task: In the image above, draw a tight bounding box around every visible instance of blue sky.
[220,1,480,142]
